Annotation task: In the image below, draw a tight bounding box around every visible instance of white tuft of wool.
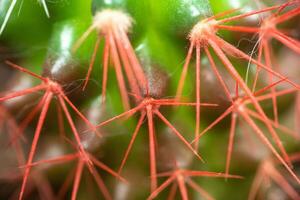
[93,9,133,34]
[189,19,218,44]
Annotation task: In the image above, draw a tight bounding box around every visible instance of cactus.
[0,0,300,199]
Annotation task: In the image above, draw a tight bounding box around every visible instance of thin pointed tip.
[44,10,50,18]
[45,12,50,18]
[41,0,50,18]
[194,150,205,163]
[82,82,88,91]
[18,191,24,200]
